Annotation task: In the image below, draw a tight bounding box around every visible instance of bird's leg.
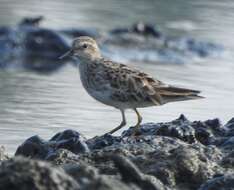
[107,110,126,135]
[132,108,142,135]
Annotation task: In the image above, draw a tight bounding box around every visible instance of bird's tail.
[155,85,204,104]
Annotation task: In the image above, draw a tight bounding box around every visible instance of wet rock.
[221,151,234,168]
[156,115,196,144]
[171,146,219,186]
[46,149,80,165]
[86,133,121,150]
[49,129,89,154]
[15,135,50,159]
[193,121,213,145]
[192,118,225,145]
[224,118,234,136]
[220,137,234,151]
[24,28,70,60]
[217,118,234,150]
[68,136,186,177]
[0,156,79,190]
[12,115,234,190]
[77,135,222,190]
[63,162,100,184]
[110,22,162,38]
[15,130,89,159]
[132,22,162,38]
[122,114,196,144]
[112,155,167,190]
[0,17,69,72]
[64,162,137,190]
[199,174,234,190]
[121,123,159,137]
[133,144,222,189]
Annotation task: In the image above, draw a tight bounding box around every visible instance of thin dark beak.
[59,49,73,60]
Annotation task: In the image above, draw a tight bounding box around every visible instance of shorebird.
[60,36,203,135]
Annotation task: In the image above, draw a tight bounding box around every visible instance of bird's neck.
[78,52,102,63]
[78,57,100,75]
[78,57,101,91]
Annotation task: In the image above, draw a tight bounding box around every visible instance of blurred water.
[0,0,234,154]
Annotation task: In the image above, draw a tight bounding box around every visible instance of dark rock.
[67,134,221,189]
[86,133,121,150]
[220,137,234,150]
[64,162,137,190]
[121,123,159,137]
[12,115,234,190]
[15,130,89,159]
[134,144,222,189]
[112,155,167,190]
[156,118,196,144]
[217,118,234,150]
[221,151,234,168]
[132,22,162,38]
[110,22,162,38]
[49,129,89,154]
[205,118,222,130]
[0,156,79,190]
[64,162,100,184]
[0,17,69,72]
[24,28,70,60]
[70,136,186,178]
[15,135,50,159]
[192,118,225,145]
[46,149,80,165]
[192,121,215,145]
[199,174,234,190]
[122,114,196,144]
[224,117,234,136]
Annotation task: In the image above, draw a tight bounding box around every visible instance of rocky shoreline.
[0,115,234,190]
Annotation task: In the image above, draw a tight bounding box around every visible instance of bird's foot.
[131,125,141,137]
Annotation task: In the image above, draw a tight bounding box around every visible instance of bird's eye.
[82,44,88,49]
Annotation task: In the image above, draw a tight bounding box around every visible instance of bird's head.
[60,36,101,61]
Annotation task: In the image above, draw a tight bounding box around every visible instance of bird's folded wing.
[98,59,203,105]
[100,60,164,105]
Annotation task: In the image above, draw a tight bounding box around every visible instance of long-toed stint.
[60,36,203,135]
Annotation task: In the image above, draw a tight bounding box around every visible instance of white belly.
[78,63,117,107]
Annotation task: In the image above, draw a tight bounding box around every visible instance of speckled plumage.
[60,36,203,135]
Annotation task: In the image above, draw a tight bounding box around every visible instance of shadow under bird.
[60,36,204,135]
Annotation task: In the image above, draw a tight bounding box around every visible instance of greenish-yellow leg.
[133,108,142,135]
[108,110,126,134]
